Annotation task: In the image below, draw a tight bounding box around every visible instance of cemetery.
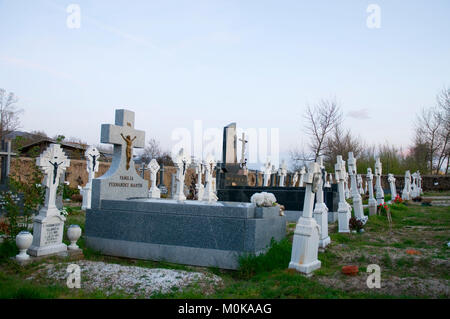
[0,106,449,300]
[0,1,449,305]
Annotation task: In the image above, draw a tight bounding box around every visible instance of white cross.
[36,144,70,210]
[239,132,248,166]
[101,109,145,171]
[85,146,100,181]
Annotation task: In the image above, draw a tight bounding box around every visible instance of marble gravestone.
[388,173,397,200]
[221,123,248,186]
[173,148,191,201]
[348,152,365,220]
[262,160,272,187]
[289,161,322,275]
[0,139,16,190]
[91,109,148,209]
[357,174,364,195]
[28,144,70,257]
[278,160,287,187]
[366,168,377,216]
[344,172,350,199]
[312,157,330,249]
[81,146,100,210]
[410,172,420,198]
[335,156,351,233]
[291,171,299,187]
[194,161,205,201]
[374,158,384,205]
[202,154,218,202]
[148,159,161,199]
[298,166,306,187]
[402,170,411,201]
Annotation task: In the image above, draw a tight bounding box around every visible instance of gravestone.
[28,144,70,257]
[202,154,218,202]
[194,160,205,201]
[173,148,191,201]
[367,168,377,216]
[221,123,248,186]
[278,160,287,187]
[298,166,306,187]
[374,158,384,205]
[262,160,272,187]
[81,146,100,210]
[388,173,397,199]
[344,172,350,199]
[335,155,351,233]
[402,170,411,200]
[157,163,168,195]
[138,162,149,179]
[348,152,365,220]
[289,161,322,275]
[0,139,16,190]
[357,174,364,194]
[291,171,299,187]
[148,159,161,199]
[312,157,330,249]
[91,109,148,209]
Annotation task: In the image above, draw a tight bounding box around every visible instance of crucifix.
[239,132,248,168]
[173,148,191,201]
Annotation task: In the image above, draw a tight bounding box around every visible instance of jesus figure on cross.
[120,133,137,170]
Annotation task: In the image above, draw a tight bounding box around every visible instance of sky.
[1,0,449,168]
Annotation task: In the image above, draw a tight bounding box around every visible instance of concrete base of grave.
[27,212,67,257]
[14,249,83,266]
[368,200,377,216]
[85,199,286,270]
[338,204,351,233]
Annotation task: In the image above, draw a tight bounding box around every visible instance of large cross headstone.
[289,161,322,275]
[348,152,365,220]
[366,168,377,216]
[374,157,384,205]
[81,146,100,210]
[313,157,331,248]
[335,155,351,233]
[148,159,161,199]
[91,109,148,209]
[28,143,70,257]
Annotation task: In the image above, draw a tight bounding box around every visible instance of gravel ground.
[28,260,222,297]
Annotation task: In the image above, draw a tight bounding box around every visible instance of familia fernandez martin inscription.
[91,109,148,209]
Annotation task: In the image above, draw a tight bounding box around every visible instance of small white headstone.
[202,154,218,202]
[335,155,351,233]
[173,148,191,201]
[81,146,100,210]
[148,159,161,199]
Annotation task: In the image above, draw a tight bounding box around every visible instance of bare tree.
[0,89,23,141]
[323,124,364,167]
[303,97,343,161]
[141,138,174,166]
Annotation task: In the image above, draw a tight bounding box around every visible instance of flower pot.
[16,231,33,261]
[67,225,82,250]
[342,265,359,276]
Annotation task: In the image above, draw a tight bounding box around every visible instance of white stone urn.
[67,225,82,250]
[16,231,33,261]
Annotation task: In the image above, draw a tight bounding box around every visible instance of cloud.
[347,108,371,119]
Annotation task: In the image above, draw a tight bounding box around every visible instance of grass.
[0,202,449,299]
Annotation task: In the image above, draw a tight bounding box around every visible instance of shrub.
[393,195,403,204]
[377,203,390,216]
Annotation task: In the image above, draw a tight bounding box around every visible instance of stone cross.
[148,159,161,198]
[289,161,322,275]
[313,157,330,248]
[344,172,350,199]
[298,166,306,187]
[374,157,384,205]
[278,160,287,187]
[291,171,299,187]
[91,109,148,208]
[357,174,364,194]
[324,171,331,188]
[173,148,191,201]
[402,170,411,200]
[0,140,16,188]
[410,172,420,198]
[335,155,351,233]
[239,132,248,168]
[366,168,377,216]
[28,144,70,257]
[388,173,397,200]
[347,152,365,220]
[202,154,218,202]
[138,162,150,179]
[194,160,205,201]
[262,160,272,186]
[81,146,100,210]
